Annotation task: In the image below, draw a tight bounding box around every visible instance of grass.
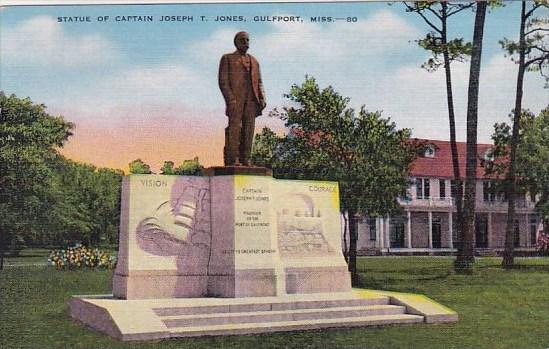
[0,255,548,349]
[3,247,117,266]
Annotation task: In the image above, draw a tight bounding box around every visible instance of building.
[354,139,542,256]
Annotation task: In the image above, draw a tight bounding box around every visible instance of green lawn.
[1,256,548,349]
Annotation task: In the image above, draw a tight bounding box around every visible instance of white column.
[375,217,381,248]
[385,217,391,249]
[488,212,493,248]
[428,211,433,249]
[449,211,454,249]
[407,211,412,249]
[378,217,384,249]
[525,214,529,248]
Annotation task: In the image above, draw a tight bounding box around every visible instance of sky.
[1,2,548,172]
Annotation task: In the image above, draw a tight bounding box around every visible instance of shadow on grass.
[355,271,452,290]
[475,264,549,272]
[359,266,453,276]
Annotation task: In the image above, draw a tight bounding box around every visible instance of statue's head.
[234,31,250,54]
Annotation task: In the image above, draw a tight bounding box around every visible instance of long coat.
[218,51,266,117]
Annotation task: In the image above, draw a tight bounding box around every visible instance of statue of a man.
[218,31,266,166]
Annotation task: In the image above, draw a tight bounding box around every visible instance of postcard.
[1,0,547,347]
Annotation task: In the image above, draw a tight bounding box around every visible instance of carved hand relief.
[277,193,335,256]
[136,178,211,256]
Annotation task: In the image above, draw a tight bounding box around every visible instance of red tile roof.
[410,139,495,179]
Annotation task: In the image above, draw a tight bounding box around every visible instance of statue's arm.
[218,55,235,105]
[257,62,266,109]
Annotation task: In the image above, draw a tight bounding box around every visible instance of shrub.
[48,244,116,270]
[537,232,549,256]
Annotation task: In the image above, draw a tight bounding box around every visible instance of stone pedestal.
[113,175,212,299]
[113,173,351,299]
[72,171,457,340]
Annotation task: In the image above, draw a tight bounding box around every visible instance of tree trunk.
[342,212,349,263]
[503,1,527,269]
[0,232,5,271]
[456,1,487,273]
[348,209,359,285]
[441,3,464,260]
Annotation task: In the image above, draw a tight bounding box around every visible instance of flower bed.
[48,244,116,270]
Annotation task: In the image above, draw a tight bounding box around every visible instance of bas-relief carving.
[135,177,211,259]
[129,177,342,281]
[277,193,336,257]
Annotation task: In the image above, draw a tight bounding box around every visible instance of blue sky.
[1,2,547,170]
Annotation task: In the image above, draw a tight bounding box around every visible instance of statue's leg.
[226,104,244,166]
[223,127,229,165]
[239,99,257,166]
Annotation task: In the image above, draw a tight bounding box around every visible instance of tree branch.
[525,54,549,68]
[531,45,549,54]
[447,3,475,17]
[525,27,549,36]
[403,2,443,34]
[525,3,543,19]
[425,6,443,21]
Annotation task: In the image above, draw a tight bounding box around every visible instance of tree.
[254,77,422,284]
[174,157,203,176]
[129,158,153,174]
[0,93,73,268]
[456,1,488,273]
[403,1,473,264]
[160,161,176,175]
[490,108,549,255]
[49,158,123,246]
[523,109,549,237]
[499,0,548,269]
[251,128,281,169]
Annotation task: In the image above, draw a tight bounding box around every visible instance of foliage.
[497,1,548,268]
[403,2,474,72]
[254,77,422,282]
[537,232,549,254]
[251,128,281,168]
[48,244,116,270]
[0,93,122,256]
[403,2,475,272]
[50,158,123,246]
[129,158,153,174]
[174,157,204,176]
[0,92,73,253]
[160,161,176,175]
[522,108,549,225]
[499,2,549,86]
[489,107,549,266]
[262,77,420,216]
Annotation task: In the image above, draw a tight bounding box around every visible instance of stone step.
[162,304,406,328]
[167,314,424,338]
[153,296,390,316]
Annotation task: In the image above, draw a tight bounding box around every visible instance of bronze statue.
[218,31,266,166]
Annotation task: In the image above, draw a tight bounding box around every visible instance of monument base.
[203,166,273,176]
[69,289,457,341]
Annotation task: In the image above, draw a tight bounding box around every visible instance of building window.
[416,178,430,199]
[530,217,538,246]
[424,145,435,158]
[514,219,520,247]
[483,181,496,202]
[439,179,446,199]
[368,217,377,241]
